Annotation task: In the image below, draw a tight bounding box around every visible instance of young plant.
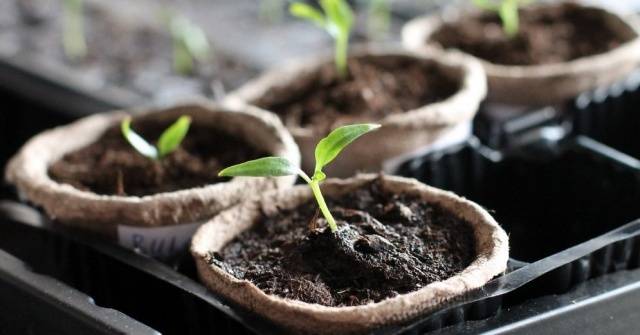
[259,0,285,24]
[62,0,87,61]
[163,12,211,75]
[121,115,191,160]
[219,123,380,233]
[289,0,354,78]
[472,0,532,37]
[366,0,391,41]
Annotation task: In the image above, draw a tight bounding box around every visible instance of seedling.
[366,0,391,41]
[259,0,285,24]
[62,0,87,61]
[219,123,380,233]
[121,115,191,160]
[163,12,211,75]
[472,0,532,37]
[290,0,354,78]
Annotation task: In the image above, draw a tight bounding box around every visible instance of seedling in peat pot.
[290,0,354,78]
[219,123,380,232]
[62,0,87,61]
[472,0,533,37]
[162,12,211,75]
[121,115,191,160]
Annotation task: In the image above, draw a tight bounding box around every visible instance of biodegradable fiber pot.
[191,174,509,334]
[402,2,640,106]
[225,47,487,177]
[5,102,300,259]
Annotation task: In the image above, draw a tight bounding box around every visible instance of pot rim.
[402,2,640,80]
[4,100,300,227]
[224,44,487,139]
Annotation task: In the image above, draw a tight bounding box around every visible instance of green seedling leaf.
[157,115,192,158]
[471,0,499,11]
[290,0,353,77]
[314,123,381,174]
[163,11,211,75]
[219,157,302,178]
[366,0,391,40]
[121,117,159,159]
[320,0,353,36]
[260,0,286,24]
[62,0,87,61]
[121,115,191,160]
[289,3,326,27]
[499,0,519,37]
[471,0,532,37]
[217,123,379,233]
[171,16,210,61]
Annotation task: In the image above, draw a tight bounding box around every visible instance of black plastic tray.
[392,135,640,333]
[569,69,640,160]
[3,134,640,334]
[0,238,158,335]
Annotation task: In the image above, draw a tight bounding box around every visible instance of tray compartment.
[397,136,640,263]
[570,70,640,159]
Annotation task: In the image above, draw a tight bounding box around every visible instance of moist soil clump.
[210,178,476,307]
[49,118,265,196]
[430,3,633,66]
[255,56,460,133]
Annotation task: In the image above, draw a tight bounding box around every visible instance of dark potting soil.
[0,0,254,99]
[430,3,633,66]
[48,118,265,196]
[211,178,476,307]
[255,56,460,133]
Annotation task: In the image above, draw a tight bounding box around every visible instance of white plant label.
[117,221,202,259]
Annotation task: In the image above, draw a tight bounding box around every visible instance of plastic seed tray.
[4,128,640,333]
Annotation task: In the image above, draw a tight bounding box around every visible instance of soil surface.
[210,178,476,307]
[255,56,460,133]
[48,117,265,196]
[0,0,255,101]
[430,3,634,66]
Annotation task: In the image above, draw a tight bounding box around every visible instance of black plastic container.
[569,69,640,160]
[0,232,158,335]
[3,134,640,334]
[391,135,640,333]
[397,136,640,263]
[473,103,569,150]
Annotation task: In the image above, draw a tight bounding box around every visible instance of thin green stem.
[309,180,337,232]
[173,40,194,75]
[335,34,349,78]
[500,0,519,38]
[62,0,87,61]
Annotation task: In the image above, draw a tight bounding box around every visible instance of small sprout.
[259,0,285,24]
[472,0,532,37]
[366,0,391,41]
[62,0,87,61]
[163,12,211,75]
[290,0,354,78]
[121,115,191,160]
[219,123,380,233]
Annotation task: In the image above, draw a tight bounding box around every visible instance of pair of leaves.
[290,0,353,38]
[162,11,210,74]
[219,123,380,182]
[121,115,191,160]
[290,0,353,77]
[219,123,379,233]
